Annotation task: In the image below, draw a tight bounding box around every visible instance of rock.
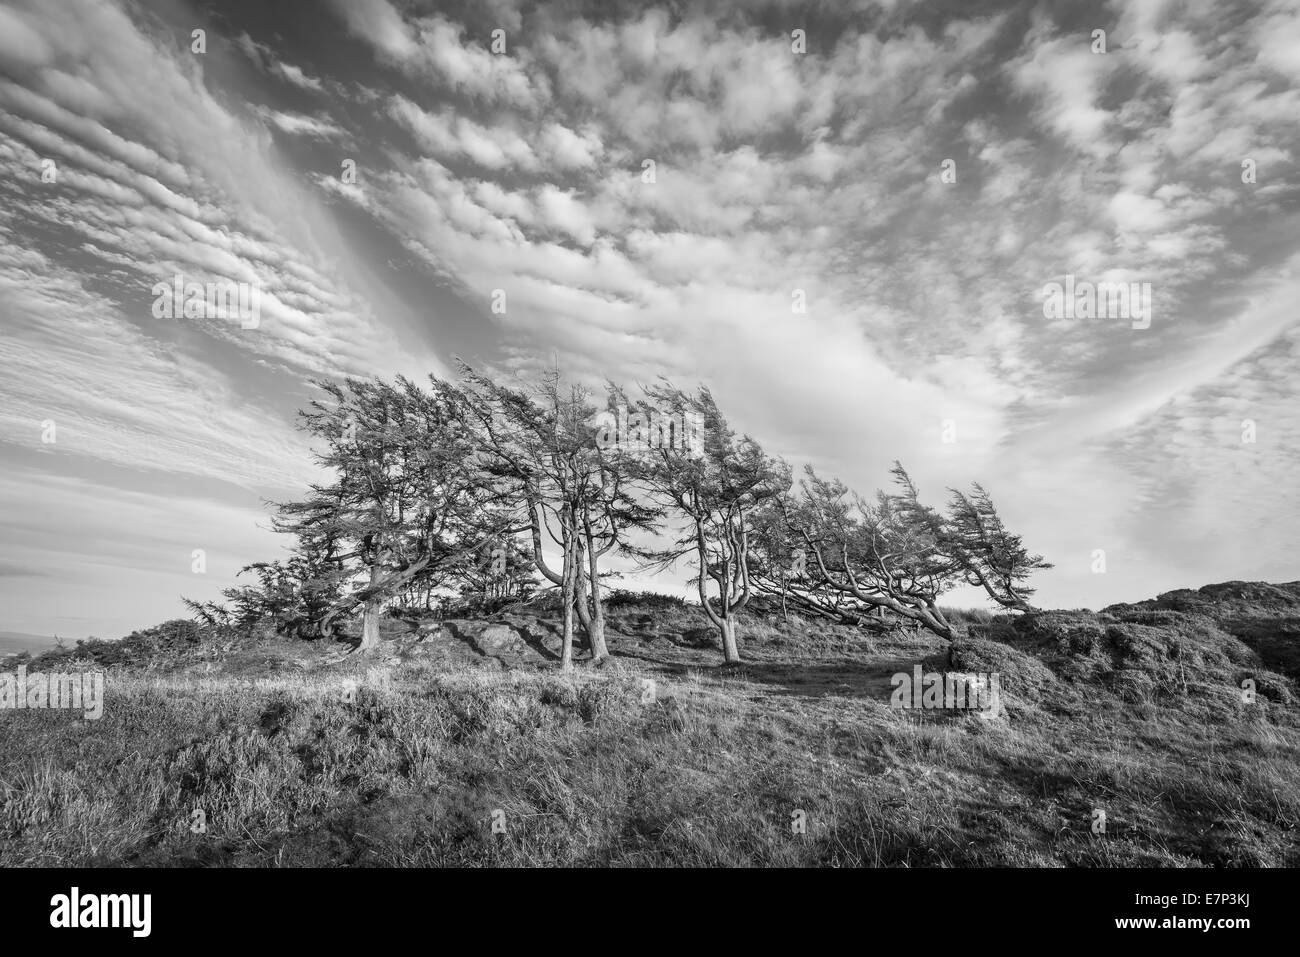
[413,625,450,647]
[437,620,545,668]
[474,623,526,657]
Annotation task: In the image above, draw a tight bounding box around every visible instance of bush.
[26,619,220,670]
[604,589,689,611]
[939,606,995,627]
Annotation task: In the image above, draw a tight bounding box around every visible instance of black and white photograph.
[0,0,1295,935]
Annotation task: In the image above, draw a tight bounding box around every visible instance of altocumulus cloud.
[1,0,1298,638]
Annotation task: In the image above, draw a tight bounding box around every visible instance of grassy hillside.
[2,584,1298,867]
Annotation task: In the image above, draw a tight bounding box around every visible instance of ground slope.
[1,586,1297,867]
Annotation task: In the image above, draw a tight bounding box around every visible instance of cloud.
[327,0,419,61]
[0,467,287,639]
[388,95,536,170]
[4,0,1300,640]
[1009,34,1114,157]
[331,0,546,109]
[235,32,326,92]
[253,104,349,140]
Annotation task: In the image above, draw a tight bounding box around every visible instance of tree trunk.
[560,586,575,670]
[586,606,608,661]
[578,538,609,662]
[559,518,577,671]
[359,563,382,650]
[719,617,740,663]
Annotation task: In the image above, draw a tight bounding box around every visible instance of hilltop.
[1,583,1297,867]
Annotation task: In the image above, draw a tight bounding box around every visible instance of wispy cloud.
[1,0,1297,637]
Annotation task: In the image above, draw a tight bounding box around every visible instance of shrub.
[604,589,689,611]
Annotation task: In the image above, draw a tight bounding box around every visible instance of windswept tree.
[781,464,957,640]
[185,508,352,637]
[203,365,1051,659]
[749,493,885,627]
[776,463,1052,640]
[624,383,790,663]
[459,364,654,668]
[944,483,1052,611]
[184,555,339,635]
[573,443,658,665]
[273,376,518,649]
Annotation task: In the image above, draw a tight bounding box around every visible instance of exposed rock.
[433,619,551,668]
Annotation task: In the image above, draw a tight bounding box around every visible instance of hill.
[0,631,58,657]
[1,584,1297,867]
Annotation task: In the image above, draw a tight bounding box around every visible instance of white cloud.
[253,105,348,140]
[388,95,536,170]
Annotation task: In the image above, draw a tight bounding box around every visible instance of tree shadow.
[507,623,562,663]
[706,658,909,700]
[606,647,699,677]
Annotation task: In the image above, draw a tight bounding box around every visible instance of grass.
[1,588,1298,867]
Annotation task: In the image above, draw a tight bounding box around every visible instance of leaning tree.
[748,490,890,629]
[625,382,790,663]
[779,464,957,640]
[458,363,656,668]
[776,462,1051,641]
[943,482,1053,611]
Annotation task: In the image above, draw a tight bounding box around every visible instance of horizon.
[2,0,1299,640]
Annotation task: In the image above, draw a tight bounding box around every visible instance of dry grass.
[2,595,1298,867]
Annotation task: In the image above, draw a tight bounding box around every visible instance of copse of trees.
[189,367,1050,668]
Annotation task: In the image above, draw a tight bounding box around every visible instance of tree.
[781,464,957,640]
[944,482,1052,611]
[273,376,516,649]
[184,526,348,636]
[624,383,790,663]
[777,463,1052,640]
[459,363,656,668]
[749,493,890,628]
[459,364,586,667]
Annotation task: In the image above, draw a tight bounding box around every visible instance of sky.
[0,0,1298,642]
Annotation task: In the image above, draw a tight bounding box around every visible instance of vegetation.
[11,374,1287,868]
[188,367,1049,666]
[3,584,1298,866]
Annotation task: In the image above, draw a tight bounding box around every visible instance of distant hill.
[1106,579,1300,618]
[0,631,58,657]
